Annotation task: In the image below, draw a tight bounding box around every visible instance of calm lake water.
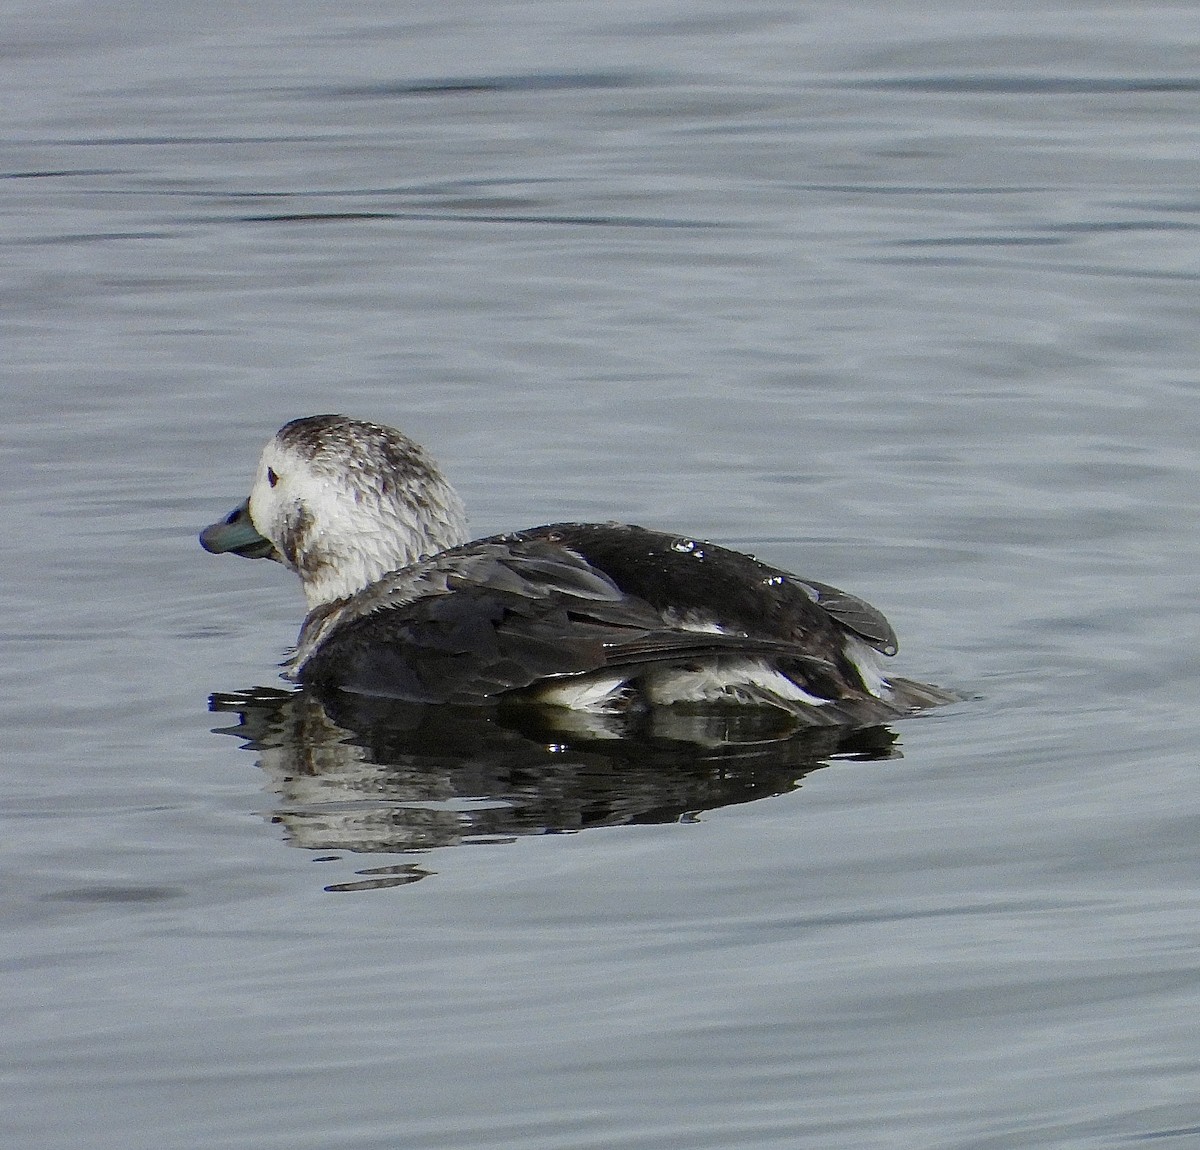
[5,2,1200,1147]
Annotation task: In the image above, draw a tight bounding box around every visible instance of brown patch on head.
[276,415,441,492]
[277,502,316,571]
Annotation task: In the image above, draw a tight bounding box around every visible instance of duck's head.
[200,414,469,609]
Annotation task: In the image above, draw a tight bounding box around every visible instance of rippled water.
[6,2,1200,1147]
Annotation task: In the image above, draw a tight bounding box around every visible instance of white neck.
[295,483,468,609]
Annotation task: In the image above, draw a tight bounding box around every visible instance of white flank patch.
[645,658,831,708]
[532,672,632,713]
[842,635,892,699]
[660,607,733,635]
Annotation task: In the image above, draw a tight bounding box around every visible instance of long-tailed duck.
[201,415,952,724]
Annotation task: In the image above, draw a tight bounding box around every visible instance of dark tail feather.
[886,676,963,713]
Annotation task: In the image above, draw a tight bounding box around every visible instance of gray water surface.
[5,2,1200,1147]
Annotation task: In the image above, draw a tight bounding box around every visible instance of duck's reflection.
[210,688,900,889]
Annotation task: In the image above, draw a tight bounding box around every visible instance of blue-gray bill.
[199,499,279,561]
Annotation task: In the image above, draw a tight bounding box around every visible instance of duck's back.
[293,522,943,723]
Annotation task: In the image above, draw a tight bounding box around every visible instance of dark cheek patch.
[278,504,314,568]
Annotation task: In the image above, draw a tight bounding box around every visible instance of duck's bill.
[200,499,279,561]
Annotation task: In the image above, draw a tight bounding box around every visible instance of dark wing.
[296,537,843,703]
[788,578,898,656]
[494,524,900,656]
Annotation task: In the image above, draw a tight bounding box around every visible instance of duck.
[200,414,953,724]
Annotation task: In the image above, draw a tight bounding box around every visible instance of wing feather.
[294,527,905,707]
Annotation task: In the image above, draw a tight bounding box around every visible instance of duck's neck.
[296,482,469,610]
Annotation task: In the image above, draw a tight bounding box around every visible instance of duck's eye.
[266,468,278,488]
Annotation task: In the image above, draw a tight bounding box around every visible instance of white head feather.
[245,415,469,609]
